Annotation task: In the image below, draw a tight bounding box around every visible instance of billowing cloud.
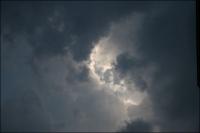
[1,34,127,131]
[1,1,198,132]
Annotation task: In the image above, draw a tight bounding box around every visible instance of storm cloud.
[1,1,199,132]
[119,119,153,132]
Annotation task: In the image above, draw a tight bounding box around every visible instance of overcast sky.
[1,1,199,132]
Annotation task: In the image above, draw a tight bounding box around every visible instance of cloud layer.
[1,1,199,132]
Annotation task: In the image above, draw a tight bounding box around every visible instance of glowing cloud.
[87,36,146,107]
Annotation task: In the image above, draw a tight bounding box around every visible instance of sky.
[1,1,199,132]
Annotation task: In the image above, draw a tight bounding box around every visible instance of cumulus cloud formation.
[1,1,199,132]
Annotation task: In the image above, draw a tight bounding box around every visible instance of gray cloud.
[139,2,199,131]
[1,33,127,131]
[115,52,149,92]
[1,1,198,132]
[1,33,53,131]
[119,119,153,132]
[115,1,199,132]
[2,1,152,61]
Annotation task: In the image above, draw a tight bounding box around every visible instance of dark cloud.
[112,1,198,132]
[115,52,139,74]
[119,119,153,132]
[1,1,198,132]
[134,1,199,131]
[115,52,148,92]
[3,1,163,62]
[2,1,154,61]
